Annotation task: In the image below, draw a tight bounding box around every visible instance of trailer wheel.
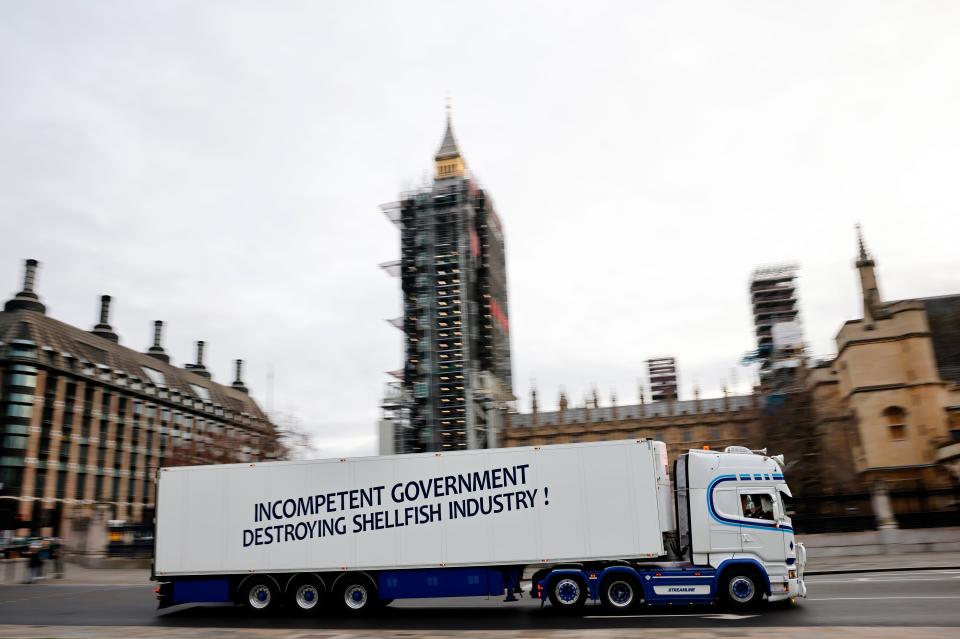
[547,575,587,612]
[241,578,279,614]
[287,576,324,613]
[720,569,762,610]
[599,575,640,612]
[335,574,378,614]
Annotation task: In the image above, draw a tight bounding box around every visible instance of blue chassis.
[160,560,768,608]
[538,559,771,606]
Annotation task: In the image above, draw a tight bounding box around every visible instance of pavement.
[15,561,152,586]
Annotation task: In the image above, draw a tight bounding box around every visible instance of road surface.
[0,569,958,632]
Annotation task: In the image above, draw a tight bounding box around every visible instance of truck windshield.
[778,490,795,518]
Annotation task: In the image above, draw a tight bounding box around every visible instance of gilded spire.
[434,104,466,179]
[435,104,460,160]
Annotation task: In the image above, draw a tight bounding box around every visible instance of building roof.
[508,394,756,427]
[0,308,267,421]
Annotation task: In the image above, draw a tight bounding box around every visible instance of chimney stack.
[147,320,170,363]
[4,258,46,314]
[23,259,38,292]
[99,295,110,324]
[91,294,119,343]
[184,340,211,378]
[232,359,249,393]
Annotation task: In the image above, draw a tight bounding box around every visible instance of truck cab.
[532,443,806,613]
[676,446,807,604]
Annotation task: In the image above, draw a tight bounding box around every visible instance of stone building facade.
[502,390,762,466]
[502,228,960,505]
[0,259,283,541]
[812,230,960,489]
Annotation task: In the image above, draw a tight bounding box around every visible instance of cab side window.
[740,493,775,521]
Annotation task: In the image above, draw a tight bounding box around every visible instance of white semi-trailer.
[153,439,806,614]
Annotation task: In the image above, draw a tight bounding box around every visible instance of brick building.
[0,259,283,541]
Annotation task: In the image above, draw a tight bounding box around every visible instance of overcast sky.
[2,1,958,457]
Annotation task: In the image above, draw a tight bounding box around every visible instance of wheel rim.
[607,580,634,607]
[248,584,271,609]
[344,584,368,610]
[296,584,319,610]
[555,578,581,605]
[729,576,755,603]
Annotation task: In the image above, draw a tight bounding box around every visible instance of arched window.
[883,406,907,440]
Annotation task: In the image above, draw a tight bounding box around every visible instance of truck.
[153,439,807,614]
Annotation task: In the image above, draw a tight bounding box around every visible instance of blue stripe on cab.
[707,475,794,533]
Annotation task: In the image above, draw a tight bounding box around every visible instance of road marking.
[811,577,960,584]
[809,570,960,577]
[585,613,757,620]
[808,595,960,601]
[806,571,960,583]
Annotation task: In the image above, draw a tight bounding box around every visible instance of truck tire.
[547,574,587,612]
[599,575,640,613]
[241,577,280,614]
[335,574,378,614]
[720,569,762,610]
[287,575,324,614]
